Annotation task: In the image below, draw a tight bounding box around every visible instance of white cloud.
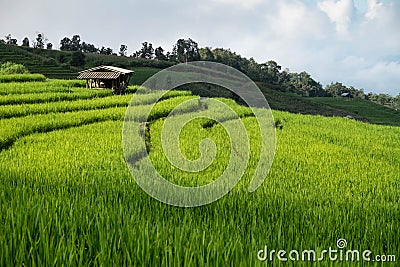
[211,0,262,8]
[0,0,399,95]
[352,61,400,95]
[318,0,355,36]
[365,0,383,19]
[355,0,400,56]
[272,1,329,39]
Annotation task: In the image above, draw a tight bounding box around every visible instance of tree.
[325,82,348,96]
[4,34,17,45]
[154,46,167,60]
[100,46,113,55]
[245,57,260,81]
[199,47,214,61]
[119,44,128,56]
[289,71,322,95]
[81,42,99,53]
[324,82,366,99]
[376,94,391,105]
[70,51,85,67]
[350,86,366,99]
[134,42,154,59]
[172,38,200,63]
[46,43,53,50]
[106,48,114,55]
[60,37,72,51]
[166,51,175,62]
[144,42,154,59]
[33,33,46,49]
[394,94,400,110]
[259,60,281,84]
[278,68,292,91]
[208,48,245,71]
[70,35,81,51]
[60,35,100,53]
[22,37,30,47]
[172,39,185,62]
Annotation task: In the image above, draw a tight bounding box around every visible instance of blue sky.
[0,0,399,95]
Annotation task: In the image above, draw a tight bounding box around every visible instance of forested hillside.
[1,35,399,110]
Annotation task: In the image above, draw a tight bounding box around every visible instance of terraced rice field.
[0,80,399,266]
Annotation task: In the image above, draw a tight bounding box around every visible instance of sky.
[0,0,399,96]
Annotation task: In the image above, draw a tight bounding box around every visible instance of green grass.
[258,86,369,121]
[309,97,400,127]
[130,67,163,85]
[0,74,46,83]
[0,90,113,105]
[0,90,191,119]
[0,80,399,266]
[0,80,85,95]
[0,43,78,79]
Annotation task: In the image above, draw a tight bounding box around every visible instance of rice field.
[0,74,47,83]
[0,80,399,266]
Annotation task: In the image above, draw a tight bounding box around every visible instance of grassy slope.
[0,80,399,266]
[0,43,78,79]
[260,87,364,118]
[0,43,164,83]
[129,67,162,85]
[258,84,400,126]
[309,97,400,127]
[1,43,399,127]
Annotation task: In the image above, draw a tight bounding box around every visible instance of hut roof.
[77,65,134,80]
[78,71,122,79]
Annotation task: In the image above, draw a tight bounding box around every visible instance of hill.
[258,84,366,120]
[0,42,77,79]
[1,43,399,127]
[256,83,400,127]
[0,43,167,83]
[309,97,400,127]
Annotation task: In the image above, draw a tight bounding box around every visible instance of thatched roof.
[77,66,134,80]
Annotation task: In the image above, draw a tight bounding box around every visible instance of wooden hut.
[77,66,134,94]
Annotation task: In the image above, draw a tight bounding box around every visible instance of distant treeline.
[1,33,399,109]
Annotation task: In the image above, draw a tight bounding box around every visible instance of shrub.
[0,62,29,75]
[124,85,141,94]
